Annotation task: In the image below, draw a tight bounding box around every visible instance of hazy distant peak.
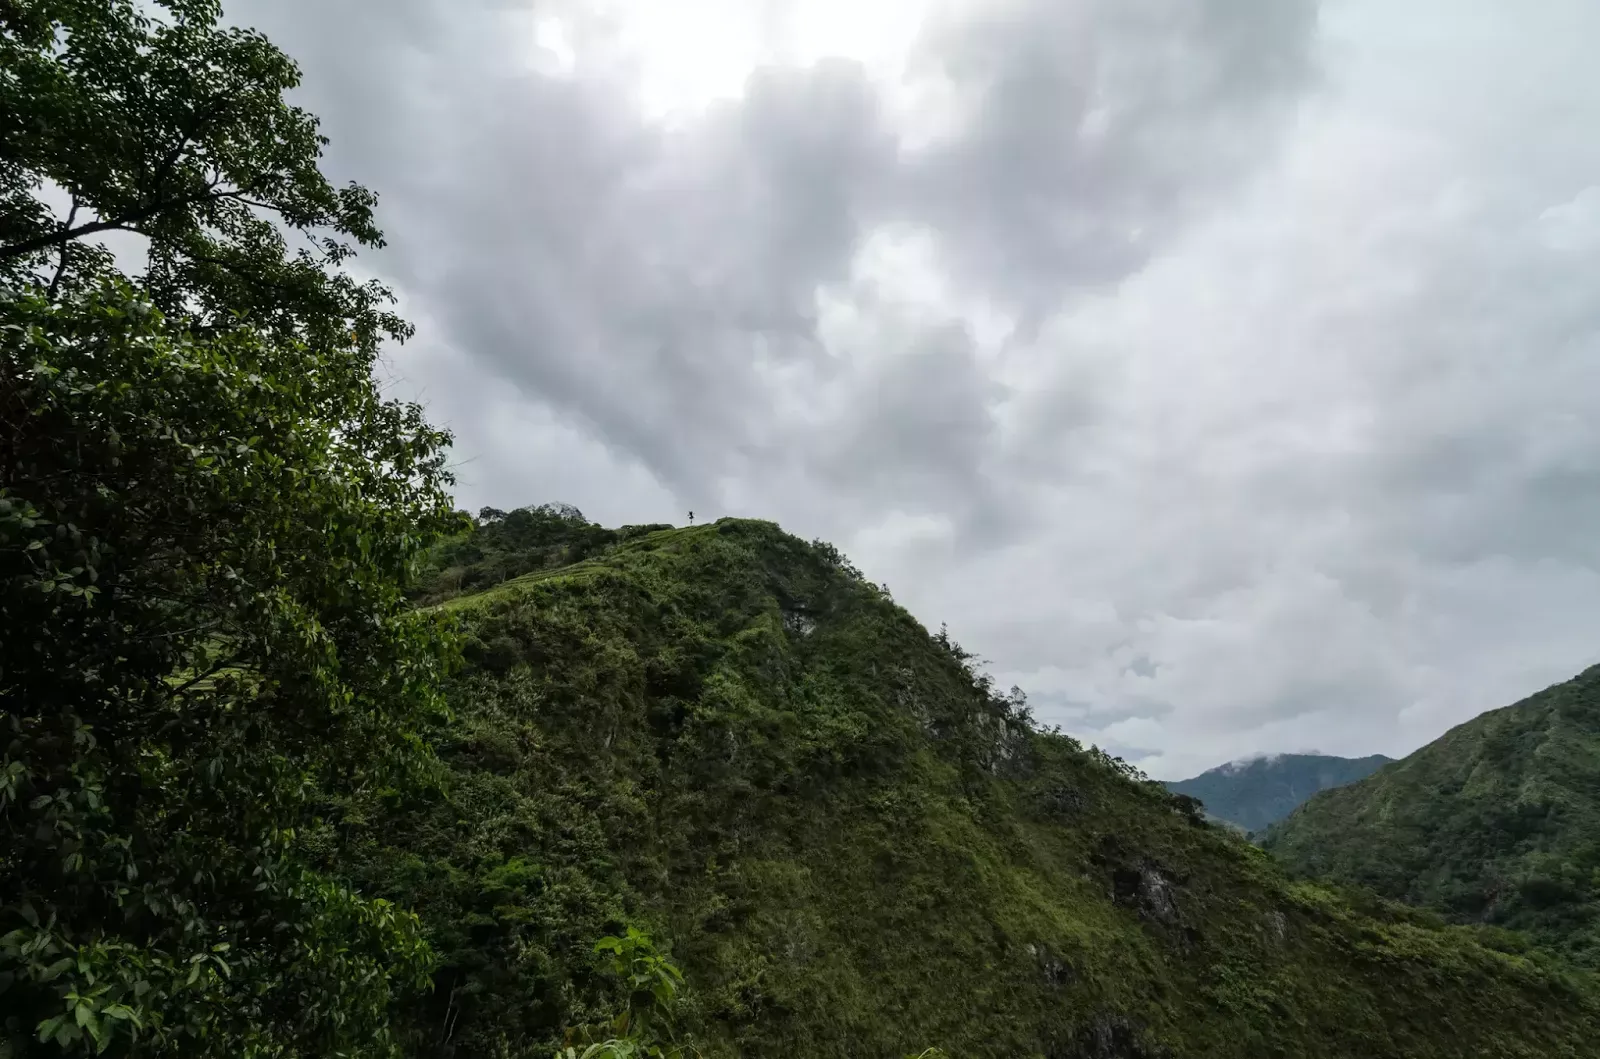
[1164,752,1394,831]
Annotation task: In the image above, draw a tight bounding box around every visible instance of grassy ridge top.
[333,510,1600,1056]
[1263,664,1600,969]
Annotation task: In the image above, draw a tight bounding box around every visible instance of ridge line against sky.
[210,0,1600,779]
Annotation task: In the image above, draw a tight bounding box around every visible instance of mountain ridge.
[1262,664,1600,969]
[317,507,1600,1057]
[1163,753,1395,833]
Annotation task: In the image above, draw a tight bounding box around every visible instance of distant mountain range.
[1263,664,1600,968]
[1163,752,1395,832]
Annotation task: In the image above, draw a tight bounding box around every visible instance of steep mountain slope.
[1263,665,1600,969]
[1164,754,1394,833]
[323,512,1600,1057]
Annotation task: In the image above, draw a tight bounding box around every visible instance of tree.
[0,2,473,1053]
[0,280,457,1053]
[0,0,409,360]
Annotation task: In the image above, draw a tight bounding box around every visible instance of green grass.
[432,560,615,613]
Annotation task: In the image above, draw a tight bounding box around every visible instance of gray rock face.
[1039,782,1086,817]
[1023,941,1075,988]
[781,608,817,636]
[1058,1014,1168,1058]
[1110,859,1182,928]
[1263,909,1289,946]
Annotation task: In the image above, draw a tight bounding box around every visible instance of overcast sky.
[222,0,1600,779]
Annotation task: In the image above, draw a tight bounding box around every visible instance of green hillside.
[1262,666,1600,969]
[7,6,1600,1054]
[314,508,1600,1058]
[1164,754,1394,833]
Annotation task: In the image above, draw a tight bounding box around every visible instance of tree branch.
[143,92,226,201]
[45,196,80,298]
[0,209,154,261]
[163,647,247,706]
[0,178,231,262]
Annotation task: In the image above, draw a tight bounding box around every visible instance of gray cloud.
[226,0,1314,505]
[224,0,1600,778]
[815,320,1004,518]
[902,0,1319,315]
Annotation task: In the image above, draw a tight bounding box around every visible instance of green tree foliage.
[0,0,409,358]
[1263,665,1600,968]
[327,519,1600,1058]
[0,283,458,1051]
[555,929,695,1059]
[1,2,468,1050]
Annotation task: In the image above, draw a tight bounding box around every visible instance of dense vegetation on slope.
[1263,665,1600,969]
[1,283,456,1057]
[1163,754,1393,833]
[301,507,1600,1058]
[6,3,1600,1056]
[2,2,460,1053]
